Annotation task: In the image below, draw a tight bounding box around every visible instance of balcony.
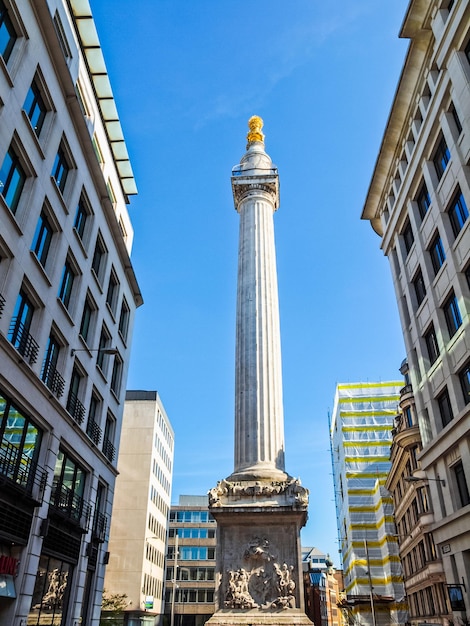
[66,392,85,425]
[9,318,39,365]
[92,510,108,542]
[50,481,91,531]
[0,293,5,318]
[0,440,47,504]
[41,362,65,399]
[102,437,115,463]
[86,418,102,446]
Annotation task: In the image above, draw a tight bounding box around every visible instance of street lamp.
[404,475,446,487]
[70,347,119,357]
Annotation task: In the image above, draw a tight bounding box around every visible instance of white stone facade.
[362,0,470,622]
[0,1,141,624]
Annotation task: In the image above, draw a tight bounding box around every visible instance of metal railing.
[0,440,47,503]
[9,318,39,365]
[86,418,102,445]
[0,293,5,318]
[41,362,65,399]
[66,392,85,425]
[50,481,91,530]
[102,437,115,463]
[92,510,108,542]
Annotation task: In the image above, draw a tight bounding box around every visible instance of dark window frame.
[433,137,451,180]
[443,291,462,338]
[58,258,75,309]
[0,0,17,62]
[402,219,415,255]
[424,324,439,365]
[417,182,431,220]
[0,146,26,213]
[428,231,446,275]
[23,80,47,137]
[458,362,470,406]
[32,210,53,268]
[437,387,453,428]
[52,145,70,193]
[413,268,427,307]
[448,189,469,238]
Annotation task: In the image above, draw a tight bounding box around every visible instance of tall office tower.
[330,382,406,626]
[362,0,470,622]
[207,117,311,626]
[0,2,141,624]
[165,495,217,626]
[386,361,448,626]
[102,391,174,625]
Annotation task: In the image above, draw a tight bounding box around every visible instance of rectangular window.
[41,333,64,398]
[74,194,89,240]
[0,0,16,62]
[96,325,111,374]
[402,219,414,255]
[428,232,445,275]
[437,387,453,428]
[448,189,469,237]
[413,268,426,307]
[23,80,47,136]
[9,290,38,364]
[450,103,462,135]
[459,362,470,406]
[91,233,106,283]
[453,461,470,508]
[443,291,462,338]
[424,324,439,365]
[417,182,431,220]
[52,146,69,193]
[80,295,94,343]
[103,414,116,462]
[32,210,53,268]
[433,137,450,180]
[58,259,75,309]
[110,355,123,396]
[0,146,26,213]
[86,392,102,445]
[52,449,87,523]
[118,297,130,341]
[106,268,119,314]
[66,367,85,424]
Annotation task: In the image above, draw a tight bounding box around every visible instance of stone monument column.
[207,117,313,626]
[231,116,286,482]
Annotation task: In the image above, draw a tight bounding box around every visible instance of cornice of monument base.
[208,476,309,513]
[205,608,314,626]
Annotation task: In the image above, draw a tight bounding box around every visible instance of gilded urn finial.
[247,115,265,144]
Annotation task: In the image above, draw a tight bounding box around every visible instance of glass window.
[66,367,84,424]
[424,324,439,365]
[413,268,426,307]
[118,297,130,341]
[110,355,123,396]
[106,268,119,314]
[32,211,53,268]
[453,461,470,508]
[91,233,106,282]
[52,146,69,193]
[23,80,46,136]
[402,219,414,255]
[9,290,36,360]
[449,103,462,135]
[74,194,89,240]
[443,291,462,338]
[0,147,26,213]
[433,137,450,180]
[52,449,86,522]
[58,259,75,309]
[41,333,61,393]
[437,387,453,428]
[428,232,445,275]
[459,362,470,406]
[80,296,94,342]
[448,189,468,237]
[417,183,431,220]
[0,0,16,62]
[96,325,111,374]
[103,414,116,462]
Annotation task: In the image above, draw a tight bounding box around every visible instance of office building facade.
[0,1,141,624]
[165,496,216,626]
[362,0,470,622]
[330,382,407,626]
[103,391,174,625]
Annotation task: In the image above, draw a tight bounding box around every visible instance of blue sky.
[91,0,410,562]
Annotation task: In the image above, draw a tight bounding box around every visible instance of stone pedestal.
[206,477,313,626]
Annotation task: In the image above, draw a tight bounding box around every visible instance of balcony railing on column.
[66,392,85,425]
[50,481,91,530]
[0,440,47,503]
[8,318,39,365]
[102,437,115,463]
[41,362,65,399]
